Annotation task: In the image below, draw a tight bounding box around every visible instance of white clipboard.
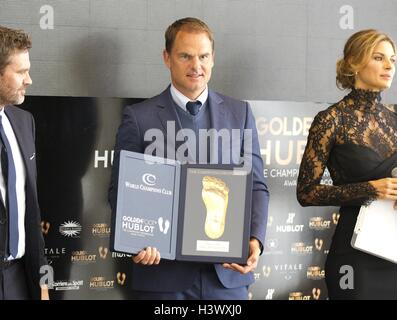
[351,199,397,263]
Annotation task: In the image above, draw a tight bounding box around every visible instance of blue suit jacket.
[109,87,269,291]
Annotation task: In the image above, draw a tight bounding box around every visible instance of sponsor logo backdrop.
[22,97,338,300]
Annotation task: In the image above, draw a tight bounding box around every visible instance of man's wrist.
[250,237,263,254]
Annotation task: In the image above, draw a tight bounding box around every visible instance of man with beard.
[0,25,48,300]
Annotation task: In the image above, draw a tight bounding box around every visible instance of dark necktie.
[0,115,19,258]
[186,101,202,116]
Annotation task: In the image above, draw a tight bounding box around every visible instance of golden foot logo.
[98,246,108,259]
[158,217,170,235]
[315,238,324,251]
[262,265,271,277]
[332,212,340,225]
[41,221,50,235]
[202,176,229,239]
[312,288,321,300]
[117,272,126,285]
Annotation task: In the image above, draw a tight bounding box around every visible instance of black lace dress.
[297,88,397,299]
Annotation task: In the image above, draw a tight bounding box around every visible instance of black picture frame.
[176,164,252,264]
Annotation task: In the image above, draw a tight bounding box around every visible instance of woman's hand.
[369,178,397,200]
[369,178,397,209]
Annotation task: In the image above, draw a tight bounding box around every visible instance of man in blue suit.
[109,17,269,300]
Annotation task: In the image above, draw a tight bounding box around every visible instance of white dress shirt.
[170,84,209,111]
[0,108,26,260]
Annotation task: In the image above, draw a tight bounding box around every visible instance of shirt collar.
[170,84,209,112]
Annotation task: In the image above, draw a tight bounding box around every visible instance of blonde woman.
[297,29,397,299]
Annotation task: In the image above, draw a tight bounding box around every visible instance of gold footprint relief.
[202,176,229,239]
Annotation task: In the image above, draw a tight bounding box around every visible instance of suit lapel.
[156,87,183,133]
[5,107,31,175]
[208,90,226,132]
[208,90,227,163]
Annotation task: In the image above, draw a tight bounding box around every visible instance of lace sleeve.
[296,108,377,207]
[386,104,397,114]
